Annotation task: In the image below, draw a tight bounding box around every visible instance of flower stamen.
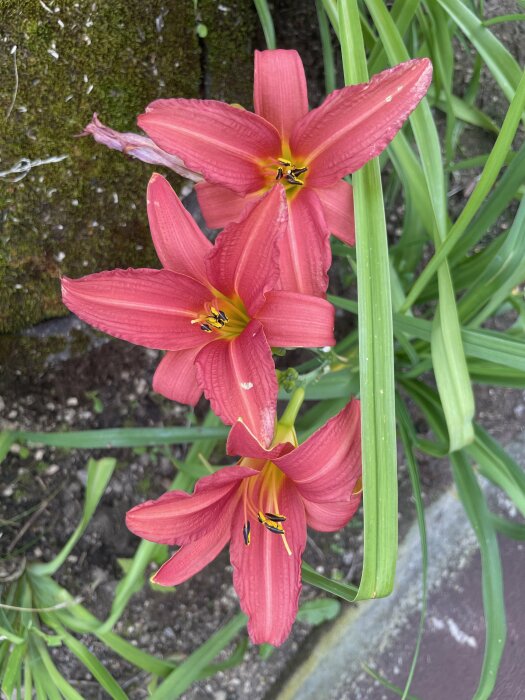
[264,511,286,522]
[192,304,230,333]
[243,521,251,545]
[258,510,285,534]
[274,157,308,186]
[240,465,292,555]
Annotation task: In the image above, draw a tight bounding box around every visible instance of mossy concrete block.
[199,0,258,103]
[0,0,257,336]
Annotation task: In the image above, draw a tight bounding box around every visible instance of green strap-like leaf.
[0,432,16,464]
[401,70,525,310]
[30,457,116,577]
[397,399,428,700]
[365,0,475,451]
[253,0,275,49]
[433,0,522,103]
[338,0,398,599]
[302,562,358,601]
[99,411,223,633]
[466,424,525,518]
[43,619,128,700]
[14,425,229,449]
[1,641,26,698]
[450,452,506,700]
[316,0,336,94]
[148,614,247,700]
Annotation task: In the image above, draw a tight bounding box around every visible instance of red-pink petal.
[152,495,237,586]
[61,269,211,351]
[255,291,335,348]
[195,181,255,229]
[278,189,331,297]
[126,466,255,546]
[303,495,361,532]
[152,530,229,586]
[274,400,361,503]
[147,173,211,283]
[205,186,287,315]
[254,49,309,142]
[152,347,203,405]
[194,321,277,447]
[230,478,306,646]
[291,59,433,187]
[315,180,355,246]
[139,99,281,196]
[226,419,294,461]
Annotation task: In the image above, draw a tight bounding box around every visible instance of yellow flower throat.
[240,460,292,557]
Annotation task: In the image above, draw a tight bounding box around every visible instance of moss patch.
[0,0,257,335]
[199,0,258,104]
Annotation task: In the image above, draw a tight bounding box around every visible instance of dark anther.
[265,512,286,522]
[264,522,285,535]
[285,174,304,186]
[243,521,251,545]
[200,323,213,332]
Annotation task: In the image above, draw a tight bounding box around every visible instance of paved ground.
[276,435,525,700]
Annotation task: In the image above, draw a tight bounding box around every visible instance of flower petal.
[205,186,287,315]
[61,269,210,351]
[126,466,256,546]
[147,173,211,283]
[226,419,294,461]
[274,400,361,503]
[254,49,309,142]
[152,494,237,586]
[278,189,331,297]
[230,478,306,646]
[83,113,203,181]
[255,291,335,348]
[195,181,254,229]
[152,529,230,586]
[152,347,203,405]
[302,494,361,532]
[315,180,355,246]
[139,99,281,196]
[194,321,277,447]
[291,59,433,187]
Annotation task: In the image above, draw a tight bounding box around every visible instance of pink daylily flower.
[82,114,203,182]
[126,399,362,646]
[61,175,335,446]
[138,50,433,296]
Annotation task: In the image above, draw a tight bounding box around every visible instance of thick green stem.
[279,387,305,428]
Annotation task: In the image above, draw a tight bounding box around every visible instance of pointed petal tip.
[254,49,309,141]
[293,57,433,187]
[148,171,163,185]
